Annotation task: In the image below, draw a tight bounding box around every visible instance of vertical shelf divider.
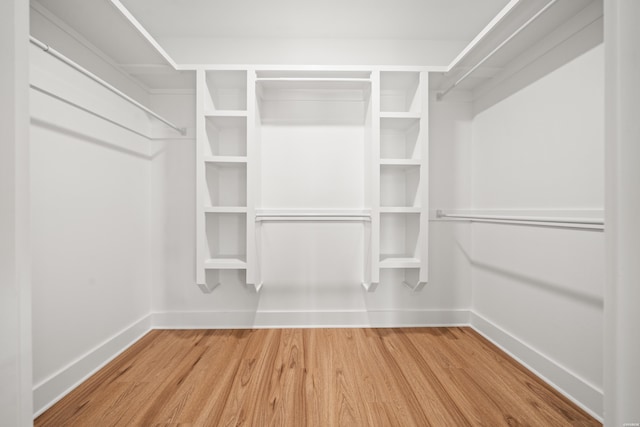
[417,71,429,288]
[246,68,261,292]
[196,69,207,287]
[363,70,381,292]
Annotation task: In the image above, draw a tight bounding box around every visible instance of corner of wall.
[470,312,603,421]
[33,315,152,417]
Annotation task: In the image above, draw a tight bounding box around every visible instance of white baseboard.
[470,312,603,422]
[33,314,152,418]
[151,309,471,329]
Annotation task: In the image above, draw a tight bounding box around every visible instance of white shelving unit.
[197,69,253,293]
[196,67,429,293]
[371,71,429,292]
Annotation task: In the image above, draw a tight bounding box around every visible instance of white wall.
[161,37,463,67]
[29,37,154,418]
[470,45,604,418]
[426,93,474,316]
[0,0,33,425]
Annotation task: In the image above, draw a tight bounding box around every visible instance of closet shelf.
[256,215,371,222]
[380,207,421,213]
[204,207,248,213]
[204,258,247,270]
[380,117,420,132]
[204,156,247,164]
[256,78,371,102]
[205,110,248,118]
[257,77,371,83]
[380,112,421,120]
[256,70,372,79]
[30,36,187,138]
[379,256,421,269]
[380,159,421,167]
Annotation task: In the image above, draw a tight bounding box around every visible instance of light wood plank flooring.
[36,328,601,426]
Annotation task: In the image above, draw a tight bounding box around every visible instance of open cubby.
[380,117,420,160]
[205,70,247,112]
[205,162,247,207]
[205,212,247,266]
[205,116,247,157]
[380,71,421,113]
[256,79,371,125]
[380,164,420,207]
[379,212,421,268]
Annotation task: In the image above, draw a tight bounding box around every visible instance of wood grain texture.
[35,328,601,426]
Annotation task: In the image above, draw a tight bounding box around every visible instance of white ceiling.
[119,0,511,41]
[32,0,515,91]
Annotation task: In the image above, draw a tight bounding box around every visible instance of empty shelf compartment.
[380,71,421,113]
[380,117,421,160]
[379,212,421,267]
[205,212,247,266]
[205,70,247,112]
[380,164,421,208]
[205,116,247,157]
[205,162,247,207]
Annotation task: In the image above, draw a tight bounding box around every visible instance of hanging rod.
[29,36,187,136]
[436,0,559,101]
[435,210,604,230]
[255,209,371,222]
[31,84,155,140]
[256,214,371,222]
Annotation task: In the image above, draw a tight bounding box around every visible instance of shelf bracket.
[361,281,379,292]
[403,281,427,292]
[251,282,264,293]
[198,281,220,294]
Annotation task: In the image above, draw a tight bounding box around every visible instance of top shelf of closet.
[256,78,371,103]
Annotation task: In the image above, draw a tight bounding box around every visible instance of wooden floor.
[36,328,600,426]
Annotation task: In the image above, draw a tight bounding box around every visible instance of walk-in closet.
[2,0,639,425]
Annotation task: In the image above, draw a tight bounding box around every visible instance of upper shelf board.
[434,0,602,94]
[256,78,372,103]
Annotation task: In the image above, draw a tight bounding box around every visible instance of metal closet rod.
[436,0,559,101]
[436,210,605,230]
[29,36,187,136]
